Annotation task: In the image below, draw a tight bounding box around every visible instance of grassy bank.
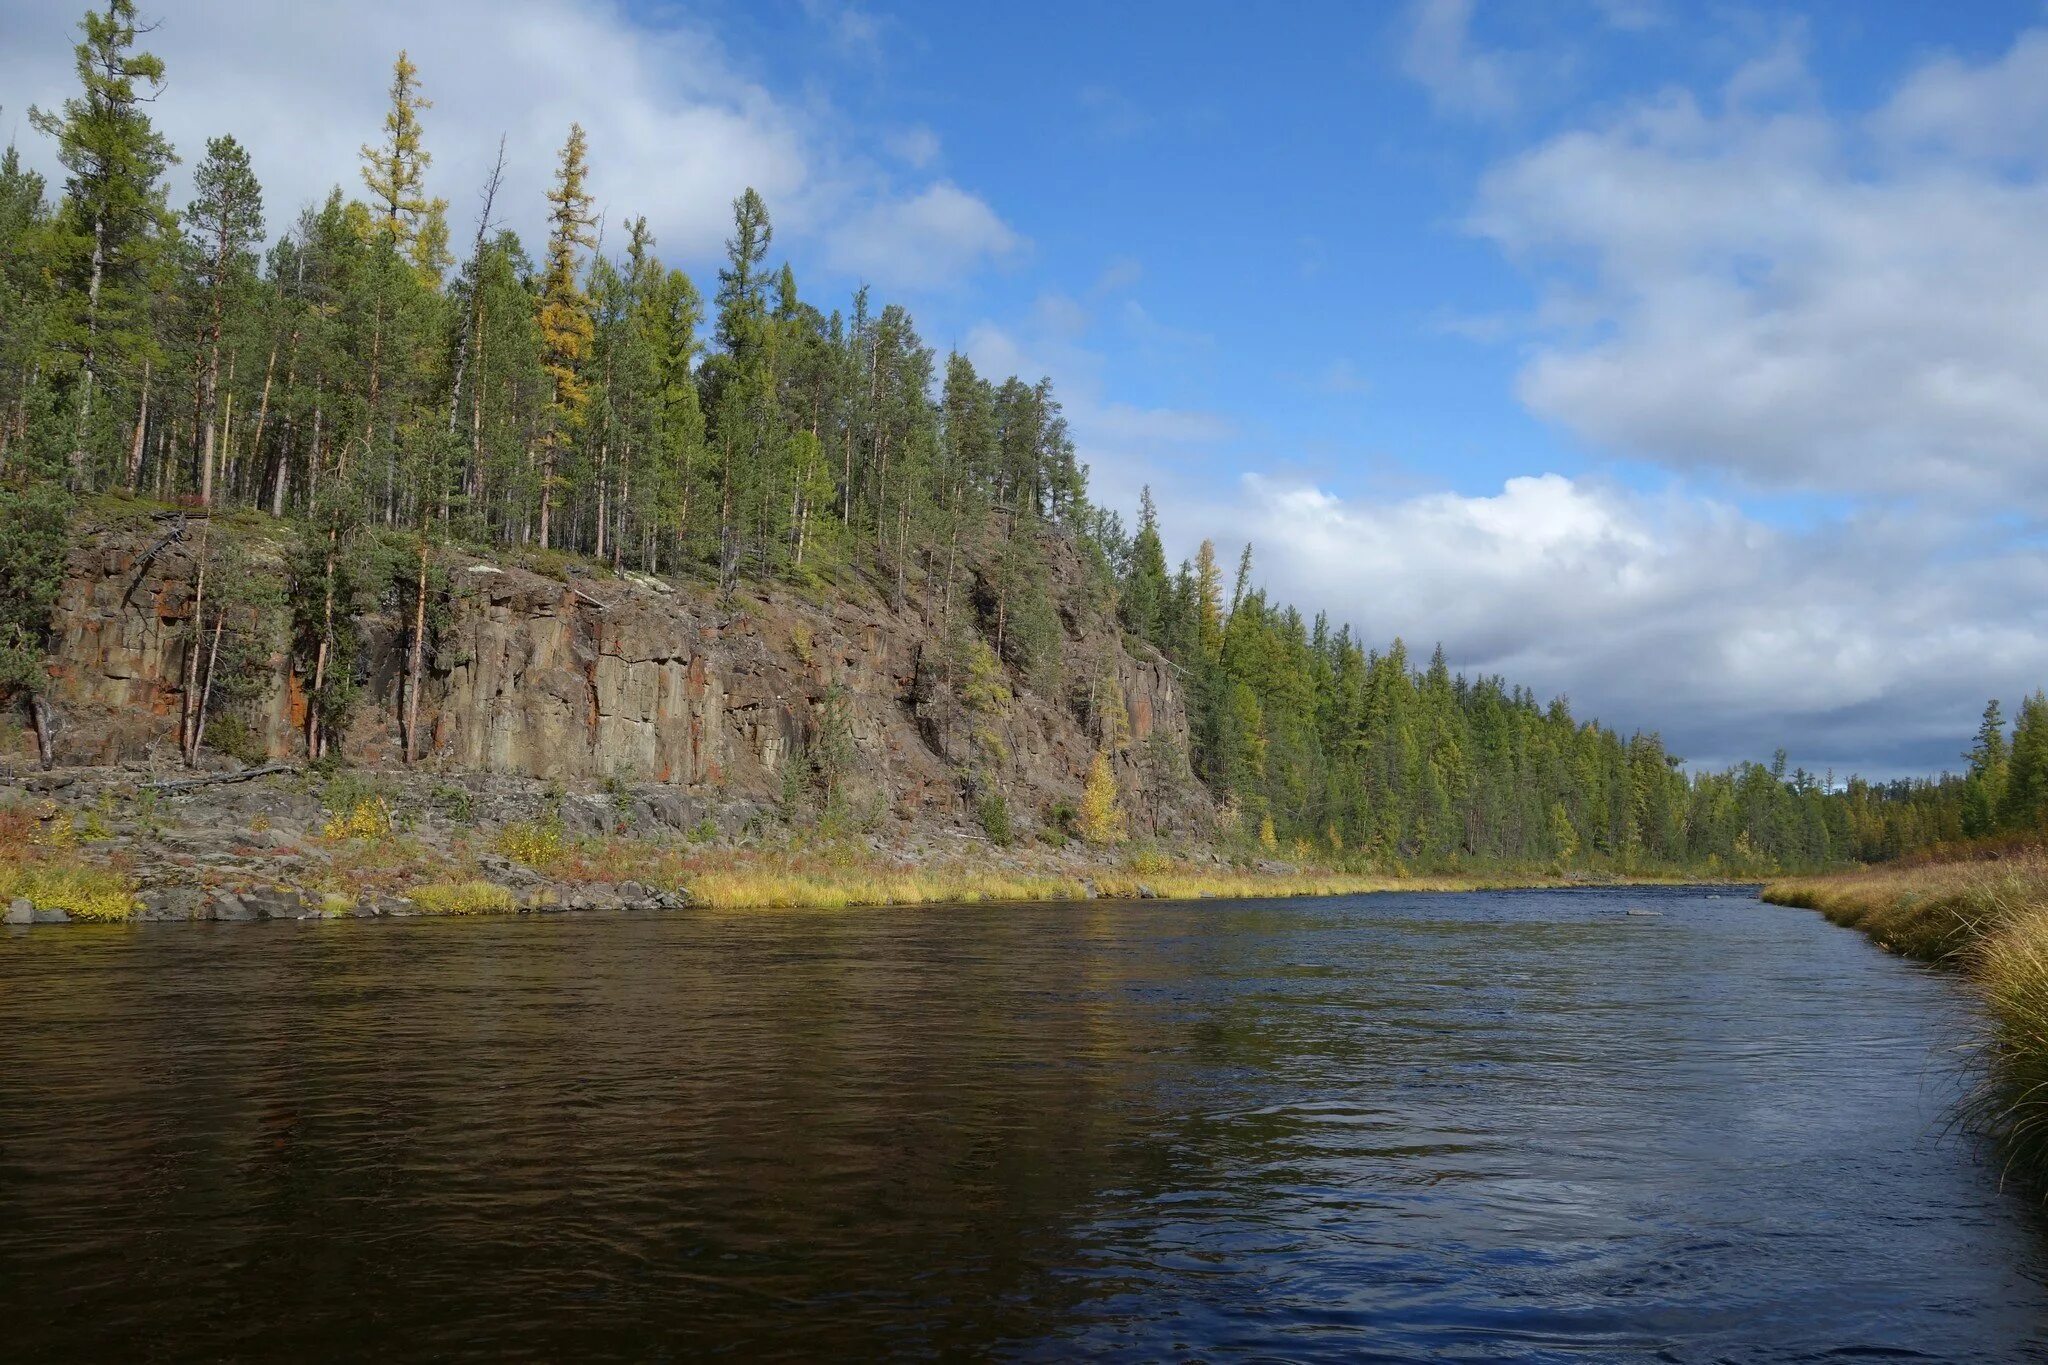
[1764,850,2048,1192]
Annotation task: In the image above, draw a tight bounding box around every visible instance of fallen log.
[142,763,295,793]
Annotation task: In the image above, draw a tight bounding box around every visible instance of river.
[2,884,2045,1361]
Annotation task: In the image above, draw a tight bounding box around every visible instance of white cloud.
[1159,472,2048,775]
[827,181,1023,290]
[1473,30,2048,508]
[884,125,941,169]
[1402,0,1519,119]
[1,0,1017,287]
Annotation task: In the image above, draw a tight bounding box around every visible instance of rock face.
[36,520,1210,839]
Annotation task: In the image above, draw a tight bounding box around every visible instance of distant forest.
[1,3,2031,871]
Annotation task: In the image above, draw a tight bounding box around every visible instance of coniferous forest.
[1,3,2034,874]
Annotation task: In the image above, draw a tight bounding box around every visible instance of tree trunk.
[191,612,226,760]
[538,436,556,548]
[307,529,336,759]
[180,522,211,767]
[126,358,151,491]
[28,694,53,771]
[403,538,428,765]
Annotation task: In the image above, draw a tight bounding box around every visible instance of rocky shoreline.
[0,761,1307,926]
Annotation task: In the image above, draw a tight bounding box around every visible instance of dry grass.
[675,858,1564,911]
[1765,851,2048,1193]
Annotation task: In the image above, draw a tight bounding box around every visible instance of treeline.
[0,4,1988,870]
[1110,507,1968,870]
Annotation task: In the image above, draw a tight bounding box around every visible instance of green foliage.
[428,783,473,821]
[0,475,71,701]
[974,786,1012,847]
[204,712,268,766]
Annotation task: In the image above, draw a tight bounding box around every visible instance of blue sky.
[9,0,2048,776]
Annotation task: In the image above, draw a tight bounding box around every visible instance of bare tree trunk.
[71,211,105,480]
[218,387,235,500]
[594,441,608,563]
[191,612,225,759]
[307,529,336,760]
[403,537,428,765]
[538,436,555,549]
[28,695,53,771]
[126,358,151,491]
[180,521,212,767]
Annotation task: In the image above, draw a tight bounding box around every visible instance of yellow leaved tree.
[1078,750,1127,846]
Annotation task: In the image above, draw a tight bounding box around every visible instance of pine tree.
[29,0,178,481]
[186,134,264,507]
[536,123,596,548]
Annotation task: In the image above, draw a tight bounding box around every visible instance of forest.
[0,2,2030,874]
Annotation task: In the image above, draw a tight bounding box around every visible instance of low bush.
[0,858,139,922]
[494,818,566,869]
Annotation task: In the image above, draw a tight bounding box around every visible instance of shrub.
[1078,751,1127,846]
[0,859,139,922]
[206,712,270,766]
[322,797,393,842]
[495,818,566,868]
[975,789,1012,847]
[429,784,474,821]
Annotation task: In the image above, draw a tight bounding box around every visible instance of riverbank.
[1763,849,2048,1193]
[1,764,1722,924]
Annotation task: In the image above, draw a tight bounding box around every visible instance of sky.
[6,0,2048,779]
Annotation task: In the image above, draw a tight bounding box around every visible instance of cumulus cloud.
[1158,472,2048,776]
[0,0,1017,285]
[826,181,1023,290]
[1473,29,2048,508]
[1402,0,1520,119]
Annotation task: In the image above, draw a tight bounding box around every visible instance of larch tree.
[536,122,596,548]
[360,51,433,259]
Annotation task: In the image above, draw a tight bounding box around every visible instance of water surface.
[2,885,2044,1361]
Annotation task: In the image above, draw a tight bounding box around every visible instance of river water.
[2,885,2045,1361]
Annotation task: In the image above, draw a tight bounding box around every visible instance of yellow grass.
[680,862,1535,911]
[408,880,518,915]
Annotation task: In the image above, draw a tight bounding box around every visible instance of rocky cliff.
[31,514,1210,842]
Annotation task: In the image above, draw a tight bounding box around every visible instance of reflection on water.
[2,885,2044,1361]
